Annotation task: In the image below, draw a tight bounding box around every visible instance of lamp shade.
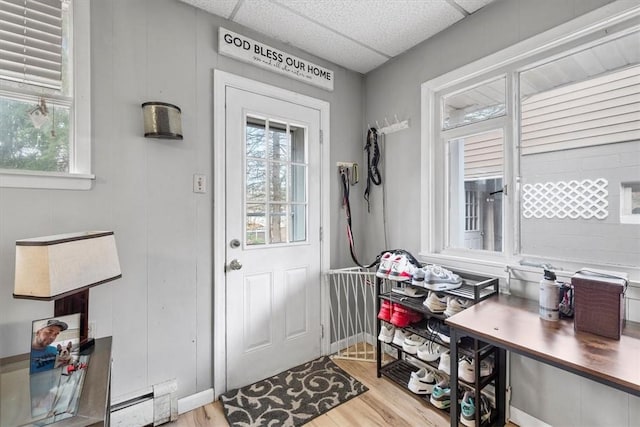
[14,231,121,299]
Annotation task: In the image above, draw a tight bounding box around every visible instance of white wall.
[0,0,365,403]
[362,0,640,425]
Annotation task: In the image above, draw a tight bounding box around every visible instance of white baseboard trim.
[178,388,215,415]
[509,406,552,427]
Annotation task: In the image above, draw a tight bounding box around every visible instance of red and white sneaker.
[388,254,418,282]
[376,252,394,279]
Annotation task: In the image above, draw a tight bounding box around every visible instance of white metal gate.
[326,267,389,361]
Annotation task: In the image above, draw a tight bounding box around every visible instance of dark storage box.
[572,270,627,340]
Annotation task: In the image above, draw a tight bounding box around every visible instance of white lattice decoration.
[522,178,608,219]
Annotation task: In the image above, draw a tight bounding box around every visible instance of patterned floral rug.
[220,356,368,426]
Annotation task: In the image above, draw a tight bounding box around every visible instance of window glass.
[442,77,506,130]
[519,31,640,264]
[244,117,308,246]
[0,0,73,173]
[447,129,504,252]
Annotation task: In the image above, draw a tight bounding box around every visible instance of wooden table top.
[445,295,640,395]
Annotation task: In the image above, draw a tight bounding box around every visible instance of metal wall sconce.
[141,102,183,140]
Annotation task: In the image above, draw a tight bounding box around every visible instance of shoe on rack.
[376,251,394,279]
[458,357,494,383]
[411,267,426,287]
[427,318,451,344]
[390,304,421,327]
[408,368,436,395]
[437,351,451,375]
[377,324,395,344]
[429,380,452,409]
[444,297,472,317]
[460,392,492,427]
[391,283,427,298]
[392,328,409,347]
[423,291,448,313]
[417,341,445,362]
[377,299,392,322]
[402,334,426,355]
[388,254,418,282]
[422,265,463,291]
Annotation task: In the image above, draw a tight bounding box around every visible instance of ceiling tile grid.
[232,0,388,73]
[274,0,464,57]
[178,0,498,74]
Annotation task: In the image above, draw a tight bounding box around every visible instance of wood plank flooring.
[169,357,450,427]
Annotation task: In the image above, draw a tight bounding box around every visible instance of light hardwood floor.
[169,357,453,427]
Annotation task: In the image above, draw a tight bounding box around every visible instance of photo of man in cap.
[30,319,68,373]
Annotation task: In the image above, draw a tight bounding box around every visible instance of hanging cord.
[339,166,378,269]
[339,166,419,269]
[364,127,382,212]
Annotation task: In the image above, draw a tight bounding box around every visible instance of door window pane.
[246,159,266,201]
[269,163,287,202]
[244,117,308,246]
[448,129,504,251]
[246,203,266,246]
[290,204,306,242]
[268,121,290,161]
[269,204,287,244]
[246,117,266,158]
[442,77,506,130]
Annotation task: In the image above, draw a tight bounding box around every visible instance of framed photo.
[30,314,81,374]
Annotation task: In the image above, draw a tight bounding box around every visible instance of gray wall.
[0,0,365,402]
[362,0,640,425]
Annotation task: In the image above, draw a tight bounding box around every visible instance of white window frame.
[0,1,92,190]
[420,2,640,277]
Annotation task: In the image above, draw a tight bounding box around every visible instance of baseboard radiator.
[111,380,178,426]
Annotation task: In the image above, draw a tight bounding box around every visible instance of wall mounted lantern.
[141,102,183,140]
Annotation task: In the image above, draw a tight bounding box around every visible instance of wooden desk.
[0,336,112,427]
[446,296,640,426]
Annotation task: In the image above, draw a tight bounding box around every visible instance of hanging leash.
[339,166,379,269]
[364,127,382,213]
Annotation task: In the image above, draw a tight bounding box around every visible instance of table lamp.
[13,231,121,350]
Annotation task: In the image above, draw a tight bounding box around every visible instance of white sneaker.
[458,357,494,383]
[444,297,472,317]
[422,265,463,291]
[376,252,394,279]
[408,368,436,394]
[377,324,395,344]
[388,254,417,282]
[438,351,451,375]
[392,328,409,346]
[417,341,445,362]
[423,291,448,313]
[402,334,426,354]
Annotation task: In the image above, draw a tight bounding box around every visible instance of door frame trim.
[212,70,331,397]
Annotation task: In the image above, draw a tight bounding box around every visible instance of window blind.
[0,0,63,90]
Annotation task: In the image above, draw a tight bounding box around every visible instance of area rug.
[220,356,368,426]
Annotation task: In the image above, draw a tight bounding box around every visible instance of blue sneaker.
[430,380,451,409]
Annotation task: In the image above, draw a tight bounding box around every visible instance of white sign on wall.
[218,27,334,91]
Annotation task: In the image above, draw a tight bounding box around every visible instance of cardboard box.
[572,269,627,340]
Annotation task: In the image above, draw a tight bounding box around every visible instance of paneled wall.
[0,0,365,403]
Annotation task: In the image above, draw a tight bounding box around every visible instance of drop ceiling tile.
[233,0,388,73]
[276,0,465,57]
[454,0,495,14]
[179,0,239,19]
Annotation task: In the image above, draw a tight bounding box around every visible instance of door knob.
[227,259,243,271]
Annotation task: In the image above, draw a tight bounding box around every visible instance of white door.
[225,86,322,390]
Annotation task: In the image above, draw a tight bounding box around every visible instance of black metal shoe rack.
[375,270,505,426]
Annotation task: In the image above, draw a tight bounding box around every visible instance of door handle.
[227,259,243,271]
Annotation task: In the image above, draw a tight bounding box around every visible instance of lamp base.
[80,337,96,354]
[54,288,90,344]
